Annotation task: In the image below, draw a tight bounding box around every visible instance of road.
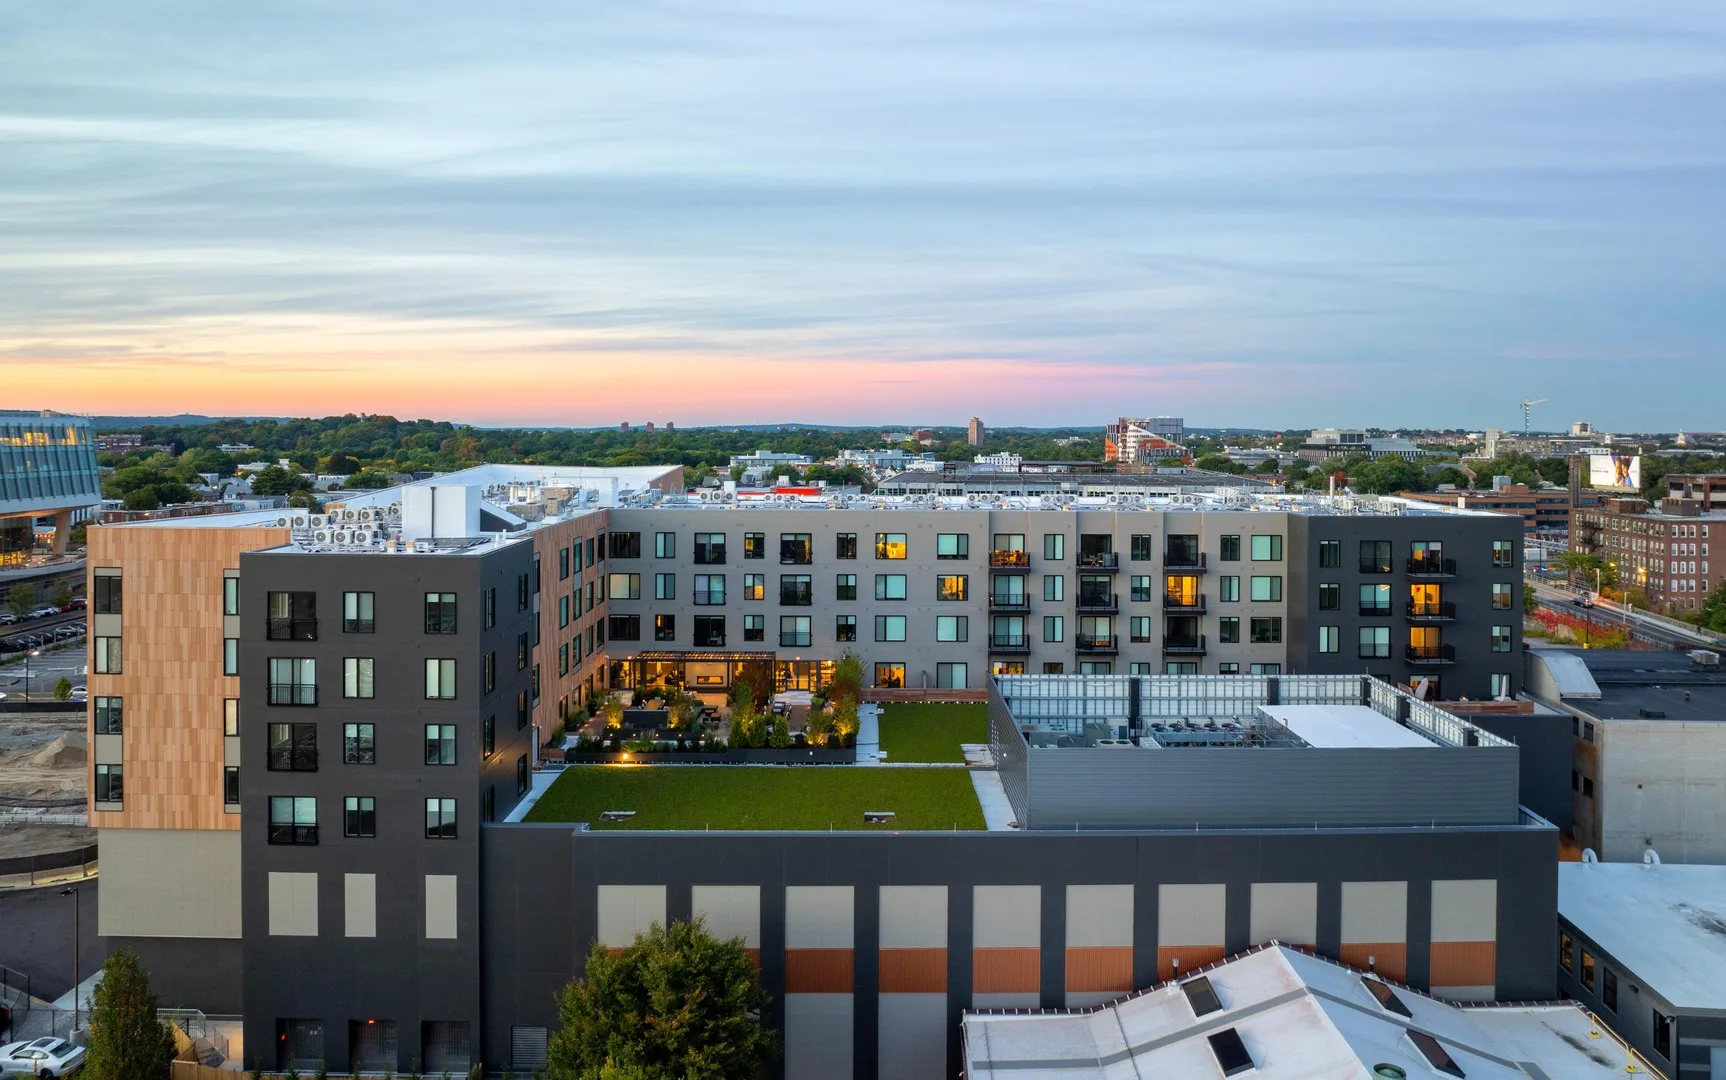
[0,881,102,1003]
[0,623,87,700]
[1525,579,1724,650]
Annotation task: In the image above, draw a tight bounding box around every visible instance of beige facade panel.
[1249,882,1318,947]
[879,885,947,950]
[345,873,377,938]
[1431,879,1497,943]
[1065,884,1132,947]
[973,885,1040,948]
[596,884,667,948]
[786,885,854,949]
[878,993,948,1080]
[1158,883,1226,946]
[97,827,242,939]
[691,884,760,948]
[426,874,458,940]
[1341,881,1409,945]
[93,733,122,765]
[784,993,853,1080]
[268,871,318,937]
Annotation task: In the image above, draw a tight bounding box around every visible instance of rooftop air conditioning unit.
[308,515,328,528]
[358,508,376,522]
[331,530,349,544]
[351,529,373,544]
[314,530,331,544]
[275,516,293,527]
[289,513,311,528]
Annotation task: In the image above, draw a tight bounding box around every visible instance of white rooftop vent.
[1691,650,1720,667]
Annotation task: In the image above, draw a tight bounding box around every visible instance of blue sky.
[3,1,1723,429]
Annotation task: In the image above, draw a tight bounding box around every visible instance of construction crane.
[1519,397,1548,436]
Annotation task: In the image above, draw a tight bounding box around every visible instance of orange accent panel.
[1156,945,1226,983]
[1339,943,1407,984]
[1429,941,1497,988]
[879,948,948,993]
[1065,947,1133,993]
[785,948,854,993]
[746,948,761,968]
[972,947,1040,993]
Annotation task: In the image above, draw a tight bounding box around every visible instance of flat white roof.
[1559,862,1726,1011]
[1259,704,1435,749]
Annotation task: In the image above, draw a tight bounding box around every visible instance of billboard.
[1589,453,1641,492]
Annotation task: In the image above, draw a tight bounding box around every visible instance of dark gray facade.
[238,543,539,1073]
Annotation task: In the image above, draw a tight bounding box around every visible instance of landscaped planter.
[562,747,856,765]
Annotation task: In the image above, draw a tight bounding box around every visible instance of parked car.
[0,1036,87,1077]
[69,597,86,609]
[53,627,79,641]
[0,613,18,626]
[69,685,87,698]
[28,607,59,620]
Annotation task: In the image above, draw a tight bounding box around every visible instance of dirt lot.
[0,714,93,861]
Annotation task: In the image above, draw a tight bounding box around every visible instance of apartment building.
[1572,495,1723,613]
[1398,483,1577,535]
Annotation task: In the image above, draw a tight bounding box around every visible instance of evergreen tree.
[83,951,176,1080]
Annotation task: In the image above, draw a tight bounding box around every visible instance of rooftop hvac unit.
[307,515,328,528]
[350,529,372,543]
[275,516,293,527]
[314,530,331,544]
[331,530,349,544]
[358,508,376,522]
[289,513,311,528]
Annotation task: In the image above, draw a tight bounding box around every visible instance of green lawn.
[876,703,989,763]
[525,765,984,830]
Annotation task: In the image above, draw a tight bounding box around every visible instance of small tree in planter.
[768,710,790,749]
[602,693,625,733]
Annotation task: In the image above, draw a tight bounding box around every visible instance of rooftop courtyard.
[524,763,986,831]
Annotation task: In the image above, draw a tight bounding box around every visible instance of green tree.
[343,469,396,489]
[83,950,176,1080]
[1354,458,1429,495]
[1523,587,1538,616]
[50,580,75,609]
[1698,584,1726,634]
[250,464,313,496]
[122,488,162,511]
[5,583,36,619]
[546,919,776,1080]
[54,676,73,701]
[319,453,362,475]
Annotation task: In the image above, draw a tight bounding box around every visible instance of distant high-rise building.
[620,421,631,433]
[967,417,986,446]
[645,421,655,433]
[1105,417,1186,464]
[665,421,675,431]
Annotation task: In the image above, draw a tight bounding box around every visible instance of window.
[829,614,855,642]
[1360,583,1391,613]
[1207,1028,1255,1078]
[1043,574,1064,602]
[1249,576,1282,602]
[1130,576,1153,602]
[425,592,457,634]
[1580,949,1596,991]
[994,533,1026,552]
[1218,663,1240,674]
[655,614,676,642]
[1318,626,1339,653]
[342,591,374,633]
[517,688,530,729]
[1583,721,1595,742]
[344,796,376,838]
[693,574,725,605]
[342,658,375,699]
[1358,626,1391,659]
[1558,930,1573,972]
[425,724,457,765]
[874,615,907,642]
[836,532,857,559]
[483,651,495,693]
[223,637,239,676]
[223,576,241,615]
[484,586,496,628]
[1218,616,1240,643]
[608,573,640,600]
[1250,535,1283,561]
[1492,539,1515,567]
[1219,535,1241,562]
[267,657,316,705]
[1080,661,1113,675]
[1043,534,1065,561]
[1318,540,1340,568]
[268,796,318,844]
[224,766,239,805]
[517,754,530,797]
[425,658,457,700]
[1491,583,1513,609]
[266,591,318,641]
[1218,576,1240,603]
[778,615,812,647]
[586,537,597,566]
[835,574,857,601]
[343,723,375,765]
[779,533,811,564]
[483,715,495,757]
[694,533,726,564]
[1129,616,1151,643]
[1041,662,1064,674]
[1043,615,1064,642]
[875,574,908,601]
[1128,662,1155,674]
[937,615,969,642]
[779,575,812,605]
[1490,672,1512,698]
[937,575,968,601]
[1408,1031,1464,1078]
[1250,617,1282,644]
[95,696,123,734]
[94,763,122,803]
[558,595,569,628]
[936,662,968,689]
[743,574,765,600]
[1602,968,1617,1012]
[655,532,676,559]
[937,533,970,559]
[875,663,906,688]
[743,614,764,642]
[743,532,766,559]
[875,532,907,559]
[610,532,642,558]
[1582,776,1594,798]
[1249,663,1281,675]
[94,574,123,614]
[1360,540,1392,574]
[654,573,675,600]
[559,546,570,580]
[1183,976,1224,1016]
[1491,625,1512,652]
[268,722,318,771]
[608,614,640,641]
[1130,535,1153,561]
[1653,1009,1672,1059]
[425,798,457,840]
[694,615,726,647]
[1318,583,1340,610]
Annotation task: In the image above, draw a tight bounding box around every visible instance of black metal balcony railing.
[1164,551,1207,571]
[1077,592,1119,612]
[1359,604,1393,617]
[267,747,318,771]
[268,683,318,706]
[267,823,318,845]
[1076,635,1119,653]
[266,618,318,642]
[1405,644,1456,664]
[990,550,1031,569]
[779,633,812,648]
[1405,600,1457,621]
[989,595,1030,611]
[1163,592,1206,612]
[989,634,1031,652]
[1406,557,1458,578]
[1077,552,1119,570]
[1163,635,1207,655]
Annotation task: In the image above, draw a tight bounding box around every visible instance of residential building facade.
[1571,496,1723,613]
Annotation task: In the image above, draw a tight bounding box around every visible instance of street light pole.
[60,885,80,1032]
[24,648,39,701]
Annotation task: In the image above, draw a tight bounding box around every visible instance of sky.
[3,1,1724,431]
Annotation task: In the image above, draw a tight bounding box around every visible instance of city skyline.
[5,2,1724,428]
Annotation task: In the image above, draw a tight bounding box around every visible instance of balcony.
[1077,552,1119,572]
[266,618,318,642]
[1163,635,1207,656]
[1405,644,1456,665]
[1076,592,1119,613]
[1405,600,1457,622]
[1164,551,1207,572]
[1076,635,1119,654]
[1162,592,1207,612]
[268,683,318,707]
[989,595,1030,611]
[990,550,1031,571]
[989,634,1031,653]
[1405,557,1458,579]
